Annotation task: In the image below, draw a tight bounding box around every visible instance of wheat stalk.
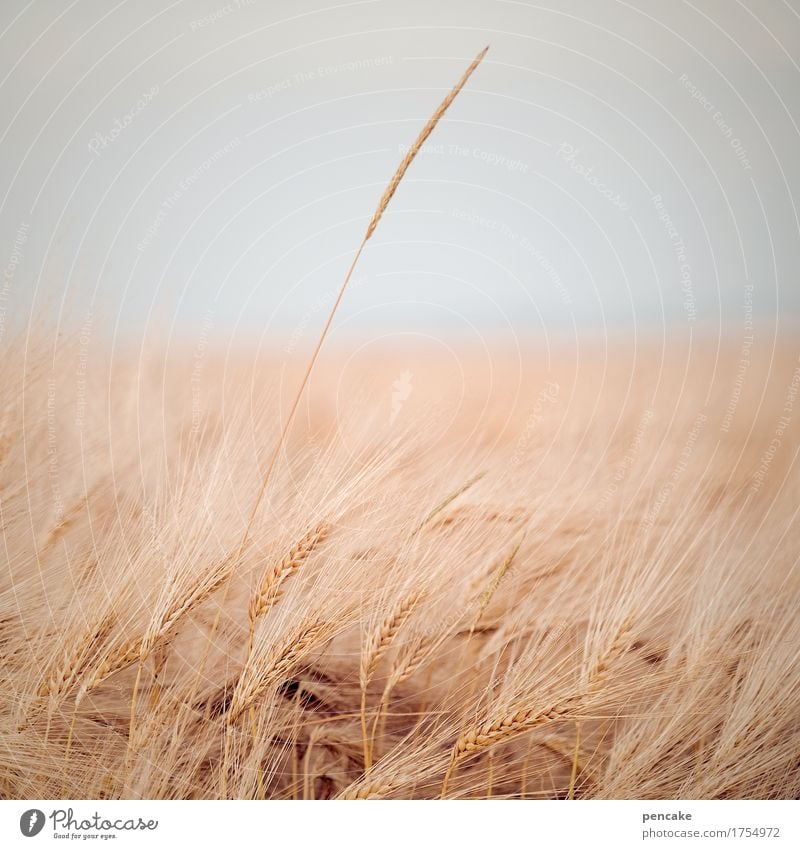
[247,522,330,653]
[441,619,634,796]
[362,592,424,686]
[236,46,490,557]
[77,641,141,705]
[360,591,424,770]
[242,522,330,739]
[469,536,524,636]
[20,613,116,729]
[410,470,487,536]
[144,560,233,653]
[228,618,333,724]
[369,634,431,762]
[588,618,634,688]
[390,635,432,689]
[77,555,236,703]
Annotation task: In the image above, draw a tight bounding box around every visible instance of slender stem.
[126,662,143,785]
[369,691,390,767]
[236,239,367,556]
[441,752,457,798]
[568,721,582,799]
[360,687,371,772]
[236,46,489,555]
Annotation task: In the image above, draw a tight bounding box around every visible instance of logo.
[390,370,413,426]
[19,809,45,837]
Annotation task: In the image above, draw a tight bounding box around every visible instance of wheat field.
[1,327,798,800]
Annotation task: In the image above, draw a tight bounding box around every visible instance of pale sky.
[1,0,798,351]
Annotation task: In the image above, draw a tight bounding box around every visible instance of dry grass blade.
[411,470,487,536]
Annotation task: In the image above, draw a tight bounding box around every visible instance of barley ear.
[247,522,330,652]
[360,591,424,770]
[237,48,488,553]
[441,620,635,796]
[470,536,524,636]
[364,46,489,240]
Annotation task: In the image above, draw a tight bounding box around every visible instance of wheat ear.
[20,613,115,730]
[469,536,524,636]
[364,46,489,239]
[588,617,634,688]
[410,470,487,536]
[247,522,330,656]
[77,556,236,703]
[360,591,424,770]
[228,618,333,725]
[35,612,115,702]
[338,779,398,800]
[237,46,489,557]
[243,523,329,737]
[441,619,634,796]
[369,634,431,761]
